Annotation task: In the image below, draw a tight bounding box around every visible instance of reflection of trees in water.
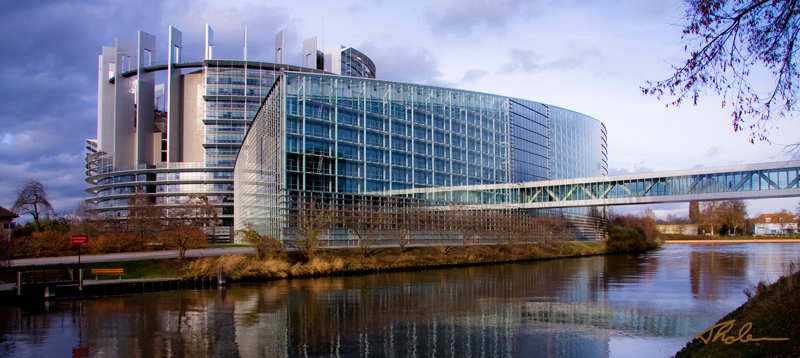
[689,250,747,300]
[601,252,657,289]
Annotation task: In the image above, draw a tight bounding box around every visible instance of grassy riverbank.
[0,242,609,284]
[675,264,800,358]
[182,242,608,280]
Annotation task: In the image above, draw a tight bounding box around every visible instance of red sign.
[71,235,88,246]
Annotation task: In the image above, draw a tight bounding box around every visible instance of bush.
[86,232,148,254]
[236,222,284,260]
[13,231,70,258]
[609,212,661,249]
[606,225,647,252]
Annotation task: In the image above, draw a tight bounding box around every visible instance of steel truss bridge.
[378,161,800,209]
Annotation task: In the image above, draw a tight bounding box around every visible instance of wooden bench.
[91,268,124,280]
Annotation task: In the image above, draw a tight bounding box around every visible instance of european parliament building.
[86,25,607,242]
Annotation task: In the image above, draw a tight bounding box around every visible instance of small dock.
[1,276,224,305]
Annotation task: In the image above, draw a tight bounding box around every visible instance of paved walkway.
[10,246,255,267]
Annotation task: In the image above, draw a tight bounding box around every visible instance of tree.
[289,197,333,261]
[699,201,724,235]
[587,206,607,241]
[642,0,800,147]
[426,209,454,254]
[127,192,161,239]
[485,210,513,250]
[452,206,482,253]
[794,201,800,222]
[385,200,417,254]
[12,179,54,231]
[721,200,748,235]
[689,201,700,223]
[236,222,284,260]
[159,194,215,259]
[340,200,388,257]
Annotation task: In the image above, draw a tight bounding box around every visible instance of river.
[1,243,799,358]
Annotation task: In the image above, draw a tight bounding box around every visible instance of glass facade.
[234,72,608,237]
[340,47,376,79]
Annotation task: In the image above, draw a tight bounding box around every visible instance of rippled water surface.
[2,243,799,358]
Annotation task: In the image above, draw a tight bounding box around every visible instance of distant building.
[753,213,798,235]
[657,224,698,235]
[0,206,19,230]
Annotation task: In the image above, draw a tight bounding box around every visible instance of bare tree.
[587,206,607,242]
[721,200,748,235]
[70,201,101,237]
[689,201,701,223]
[795,201,800,223]
[699,201,724,235]
[159,194,216,259]
[453,206,482,253]
[642,0,800,147]
[426,209,454,254]
[485,210,511,250]
[127,192,161,239]
[12,179,54,230]
[340,199,388,257]
[385,200,416,253]
[289,197,333,261]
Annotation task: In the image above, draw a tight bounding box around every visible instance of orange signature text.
[693,320,790,345]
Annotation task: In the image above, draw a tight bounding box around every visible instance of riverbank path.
[10,246,256,267]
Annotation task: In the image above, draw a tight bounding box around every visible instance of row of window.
[206,77,275,86]
[205,135,245,144]
[206,88,269,97]
[285,174,503,193]
[155,183,233,193]
[97,186,135,197]
[206,111,257,120]
[285,131,505,157]
[286,137,507,165]
[154,171,233,180]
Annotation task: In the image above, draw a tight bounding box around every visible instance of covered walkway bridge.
[379,161,800,209]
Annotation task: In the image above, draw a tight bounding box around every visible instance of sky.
[0,0,798,221]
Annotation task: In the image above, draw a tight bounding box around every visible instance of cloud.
[357,45,452,87]
[498,47,598,74]
[460,69,488,85]
[498,48,540,74]
[704,146,722,157]
[607,162,654,175]
[424,0,541,37]
[0,0,293,212]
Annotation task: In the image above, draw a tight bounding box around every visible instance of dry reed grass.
[181,242,608,280]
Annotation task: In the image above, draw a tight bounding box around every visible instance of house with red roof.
[0,206,19,230]
[753,213,798,236]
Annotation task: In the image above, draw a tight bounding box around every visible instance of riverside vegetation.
[1,204,663,283]
[182,208,662,280]
[675,262,800,358]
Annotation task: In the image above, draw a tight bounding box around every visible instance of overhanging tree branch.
[643,0,800,146]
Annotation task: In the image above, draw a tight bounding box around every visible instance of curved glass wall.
[235,72,608,238]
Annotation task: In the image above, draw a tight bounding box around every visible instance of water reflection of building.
[5,249,770,357]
